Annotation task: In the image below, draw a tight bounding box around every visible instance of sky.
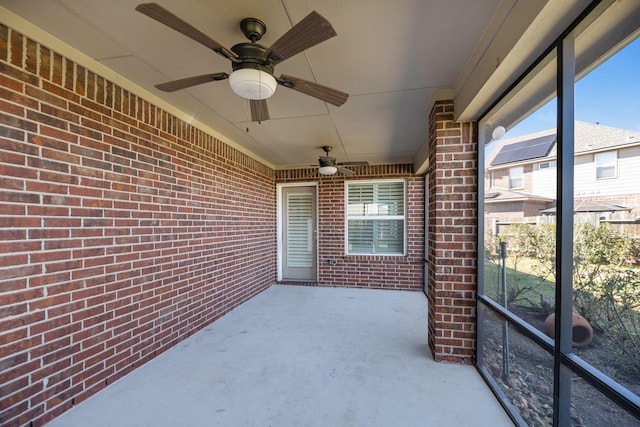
[502,35,640,140]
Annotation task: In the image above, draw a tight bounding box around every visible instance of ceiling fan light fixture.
[318,165,338,175]
[229,68,277,100]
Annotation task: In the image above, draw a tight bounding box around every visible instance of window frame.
[537,160,557,170]
[595,150,617,179]
[344,179,407,256]
[476,2,640,424]
[509,166,524,189]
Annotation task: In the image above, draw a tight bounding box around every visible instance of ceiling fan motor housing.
[319,156,336,167]
[230,43,274,74]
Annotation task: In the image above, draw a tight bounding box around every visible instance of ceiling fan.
[316,146,368,176]
[135,3,349,122]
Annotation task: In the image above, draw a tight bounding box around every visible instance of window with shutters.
[346,180,406,255]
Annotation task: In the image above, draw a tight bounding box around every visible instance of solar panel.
[491,134,556,166]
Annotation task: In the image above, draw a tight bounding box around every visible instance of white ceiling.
[1,0,548,170]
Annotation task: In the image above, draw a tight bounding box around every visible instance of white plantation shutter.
[346,180,405,254]
[347,184,374,215]
[286,193,313,267]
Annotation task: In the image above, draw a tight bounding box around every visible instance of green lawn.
[483,252,640,310]
[483,256,555,307]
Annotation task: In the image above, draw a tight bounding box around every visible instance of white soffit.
[454,0,590,122]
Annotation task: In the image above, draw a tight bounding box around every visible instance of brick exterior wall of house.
[427,101,477,363]
[0,24,276,426]
[487,163,534,191]
[275,165,424,290]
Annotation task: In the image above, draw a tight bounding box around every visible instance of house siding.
[275,165,424,291]
[0,24,276,426]
[575,146,640,205]
[531,163,556,197]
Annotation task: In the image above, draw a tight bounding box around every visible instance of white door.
[282,186,317,281]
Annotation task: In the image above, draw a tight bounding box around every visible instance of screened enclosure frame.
[476,0,640,425]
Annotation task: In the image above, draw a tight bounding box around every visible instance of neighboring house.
[485,121,640,224]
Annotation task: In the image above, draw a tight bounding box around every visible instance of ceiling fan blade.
[278,74,348,107]
[250,99,270,122]
[135,3,236,60]
[264,11,337,63]
[155,72,229,92]
[337,166,356,176]
[339,161,369,166]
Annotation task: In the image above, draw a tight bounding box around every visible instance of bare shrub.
[574,268,640,373]
[501,223,555,308]
[501,222,640,371]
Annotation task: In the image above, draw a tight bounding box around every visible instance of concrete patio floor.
[45,285,513,427]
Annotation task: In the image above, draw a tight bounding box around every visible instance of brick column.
[427,100,477,363]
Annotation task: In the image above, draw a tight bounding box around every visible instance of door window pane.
[286,193,313,267]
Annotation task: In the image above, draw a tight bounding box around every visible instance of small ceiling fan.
[316,146,368,176]
[135,3,349,122]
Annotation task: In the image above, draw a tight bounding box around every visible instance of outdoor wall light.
[492,125,506,140]
[228,68,277,100]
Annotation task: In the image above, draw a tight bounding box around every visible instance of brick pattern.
[0,24,276,426]
[276,164,424,290]
[427,101,477,363]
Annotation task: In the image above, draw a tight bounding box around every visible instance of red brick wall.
[0,24,276,426]
[427,101,477,363]
[276,165,424,290]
